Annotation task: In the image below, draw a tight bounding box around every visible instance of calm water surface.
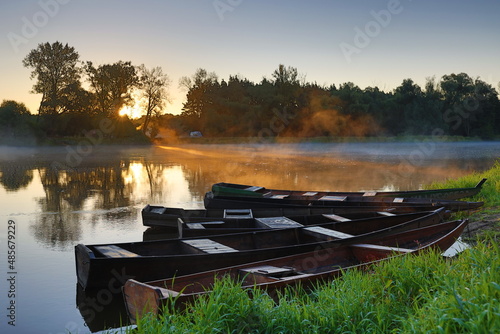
[0,142,498,333]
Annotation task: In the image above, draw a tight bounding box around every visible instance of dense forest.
[1,41,499,145]
[172,66,500,139]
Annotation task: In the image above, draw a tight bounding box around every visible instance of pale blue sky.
[1,0,499,115]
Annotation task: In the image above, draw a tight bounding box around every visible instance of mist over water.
[0,142,498,333]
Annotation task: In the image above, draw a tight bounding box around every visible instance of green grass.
[125,240,500,334]
[425,160,500,207]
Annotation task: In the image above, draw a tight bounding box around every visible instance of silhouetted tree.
[85,61,138,118]
[137,64,171,136]
[179,68,219,118]
[22,41,81,114]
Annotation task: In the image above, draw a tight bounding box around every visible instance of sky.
[1,0,499,116]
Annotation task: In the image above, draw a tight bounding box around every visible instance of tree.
[271,64,299,86]
[58,82,96,114]
[85,61,138,118]
[137,64,171,136]
[22,41,81,114]
[440,73,477,136]
[179,68,219,119]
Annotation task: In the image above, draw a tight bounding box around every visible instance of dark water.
[0,142,498,333]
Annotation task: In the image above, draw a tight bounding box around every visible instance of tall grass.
[128,239,500,334]
[426,160,500,207]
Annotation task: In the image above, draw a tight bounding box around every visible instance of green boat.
[211,179,486,200]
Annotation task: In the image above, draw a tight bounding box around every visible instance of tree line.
[1,41,499,145]
[170,65,499,139]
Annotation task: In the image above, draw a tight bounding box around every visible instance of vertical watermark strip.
[6,220,17,327]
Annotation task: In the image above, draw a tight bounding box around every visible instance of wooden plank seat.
[377,211,396,216]
[302,226,354,240]
[150,207,167,214]
[322,213,352,222]
[223,209,253,219]
[319,196,347,201]
[240,265,297,277]
[255,217,304,229]
[186,223,205,229]
[186,221,225,229]
[181,239,238,254]
[95,245,140,258]
[270,194,289,199]
[244,186,264,192]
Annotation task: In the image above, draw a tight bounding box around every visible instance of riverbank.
[122,162,499,333]
[163,135,499,145]
[425,160,500,242]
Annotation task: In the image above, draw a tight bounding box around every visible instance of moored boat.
[211,179,486,200]
[76,209,445,289]
[204,191,483,212]
[123,219,469,322]
[170,209,449,238]
[142,204,447,229]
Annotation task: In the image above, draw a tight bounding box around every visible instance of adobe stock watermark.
[7,0,71,54]
[213,0,243,21]
[339,0,409,63]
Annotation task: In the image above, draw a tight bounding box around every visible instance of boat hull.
[123,219,468,322]
[204,191,483,212]
[76,209,446,289]
[211,180,486,200]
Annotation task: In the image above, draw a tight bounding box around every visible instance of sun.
[119,105,143,119]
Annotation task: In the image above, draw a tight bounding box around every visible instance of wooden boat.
[142,209,450,241]
[123,219,469,322]
[142,204,446,229]
[171,210,450,239]
[204,191,483,212]
[212,179,486,200]
[76,209,445,289]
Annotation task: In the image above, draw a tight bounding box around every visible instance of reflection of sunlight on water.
[124,162,144,184]
[121,162,200,208]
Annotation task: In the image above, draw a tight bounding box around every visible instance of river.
[0,141,498,333]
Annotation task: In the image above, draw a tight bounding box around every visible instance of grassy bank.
[120,163,500,334]
[426,160,500,242]
[127,240,499,334]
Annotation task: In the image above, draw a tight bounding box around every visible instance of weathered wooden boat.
[123,219,468,322]
[212,179,486,200]
[170,210,450,238]
[142,204,446,229]
[204,191,483,212]
[76,209,445,289]
[142,209,449,241]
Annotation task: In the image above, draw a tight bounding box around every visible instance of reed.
[425,160,500,207]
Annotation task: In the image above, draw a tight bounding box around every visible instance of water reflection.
[76,285,130,333]
[0,164,33,190]
[0,144,497,250]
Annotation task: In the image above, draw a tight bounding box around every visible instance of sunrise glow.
[119,105,143,119]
